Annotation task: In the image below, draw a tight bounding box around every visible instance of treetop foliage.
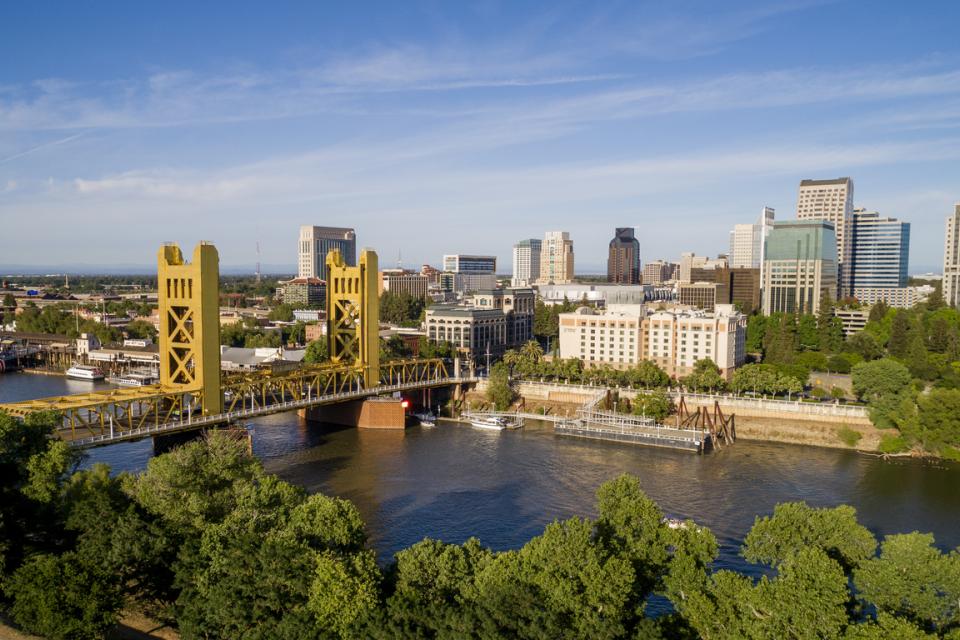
[2,412,959,639]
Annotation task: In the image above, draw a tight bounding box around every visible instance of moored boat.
[109,371,159,387]
[66,364,104,381]
[469,416,518,431]
[413,411,437,427]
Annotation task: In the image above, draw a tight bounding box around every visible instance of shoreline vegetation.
[2,412,959,639]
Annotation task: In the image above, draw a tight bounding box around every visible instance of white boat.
[469,416,516,431]
[66,364,104,381]
[413,411,437,427]
[109,372,158,387]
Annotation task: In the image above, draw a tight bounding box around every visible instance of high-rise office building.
[442,254,497,274]
[607,227,641,284]
[796,178,854,267]
[944,204,960,308]
[762,220,838,315]
[729,207,775,269]
[642,260,675,285]
[679,253,726,283]
[512,239,542,287]
[843,210,910,297]
[538,231,574,284]
[298,226,356,281]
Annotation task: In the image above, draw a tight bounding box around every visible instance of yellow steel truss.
[0,359,450,440]
[326,249,379,388]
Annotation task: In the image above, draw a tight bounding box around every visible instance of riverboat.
[66,364,104,381]
[109,372,158,387]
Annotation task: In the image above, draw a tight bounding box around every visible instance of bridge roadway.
[69,375,476,449]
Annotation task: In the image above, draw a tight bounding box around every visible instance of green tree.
[852,358,913,403]
[888,310,913,358]
[2,292,15,308]
[913,388,960,455]
[381,335,413,360]
[852,358,915,429]
[303,338,329,364]
[626,360,670,389]
[762,313,798,364]
[681,358,726,393]
[125,319,158,341]
[486,362,515,411]
[745,314,768,354]
[847,331,884,361]
[743,502,876,572]
[868,300,890,323]
[379,537,492,637]
[854,532,960,634]
[4,551,124,640]
[418,337,454,359]
[630,390,673,421]
[924,283,945,311]
[268,302,295,322]
[797,314,820,350]
[380,291,427,327]
[827,353,853,374]
[471,516,636,639]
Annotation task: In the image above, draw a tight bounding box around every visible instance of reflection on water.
[3,373,959,574]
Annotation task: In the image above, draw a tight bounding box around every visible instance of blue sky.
[2,1,959,273]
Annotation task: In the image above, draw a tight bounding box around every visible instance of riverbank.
[470,380,884,453]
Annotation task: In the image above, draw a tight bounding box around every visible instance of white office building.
[945,204,960,308]
[729,206,775,269]
[512,239,542,287]
[298,226,356,280]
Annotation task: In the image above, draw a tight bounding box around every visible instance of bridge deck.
[67,376,474,448]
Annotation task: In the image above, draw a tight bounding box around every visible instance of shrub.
[830,386,846,400]
[810,387,829,399]
[878,434,909,454]
[827,354,852,374]
[837,427,862,447]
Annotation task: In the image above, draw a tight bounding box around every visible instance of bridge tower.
[158,242,222,415]
[326,248,379,388]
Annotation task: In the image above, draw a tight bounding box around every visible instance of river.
[2,372,958,575]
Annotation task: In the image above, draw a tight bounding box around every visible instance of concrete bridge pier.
[299,397,406,429]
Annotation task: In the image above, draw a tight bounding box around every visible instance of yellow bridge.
[0,242,473,448]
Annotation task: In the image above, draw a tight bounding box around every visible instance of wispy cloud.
[0,132,86,164]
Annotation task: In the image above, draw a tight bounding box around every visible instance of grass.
[837,426,862,447]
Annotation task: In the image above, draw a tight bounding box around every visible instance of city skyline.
[2,2,960,271]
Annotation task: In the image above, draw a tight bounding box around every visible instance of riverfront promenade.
[472,380,882,452]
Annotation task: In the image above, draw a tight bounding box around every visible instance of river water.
[2,372,958,575]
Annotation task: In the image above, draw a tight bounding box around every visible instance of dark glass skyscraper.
[607,227,640,284]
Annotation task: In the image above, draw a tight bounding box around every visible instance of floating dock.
[555,409,711,453]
